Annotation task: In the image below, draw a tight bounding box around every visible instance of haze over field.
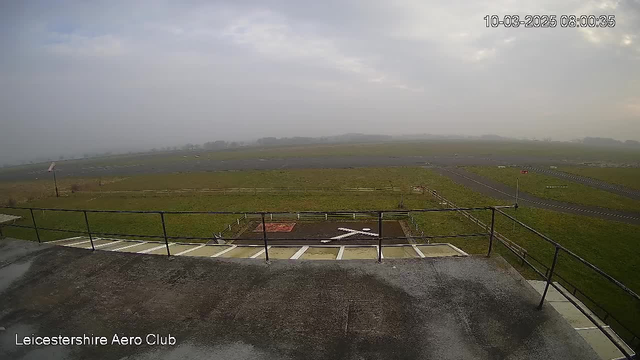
[1,0,639,164]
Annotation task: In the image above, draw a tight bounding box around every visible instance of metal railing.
[420,189,638,358]
[1,203,637,358]
[490,208,639,359]
[0,205,509,262]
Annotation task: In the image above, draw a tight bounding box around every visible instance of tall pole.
[487,208,496,257]
[538,246,560,309]
[30,208,41,243]
[83,210,94,251]
[512,177,519,231]
[377,211,383,262]
[53,170,59,198]
[515,177,519,205]
[261,213,269,262]
[160,212,170,257]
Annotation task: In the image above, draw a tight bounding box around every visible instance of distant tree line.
[575,137,640,147]
[256,133,393,147]
[5,133,640,169]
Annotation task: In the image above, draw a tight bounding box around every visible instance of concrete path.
[528,280,634,359]
[433,167,640,225]
[0,238,599,360]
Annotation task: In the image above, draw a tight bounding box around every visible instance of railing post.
[487,207,496,257]
[377,211,383,262]
[160,212,170,257]
[0,223,3,239]
[538,246,560,309]
[83,210,95,251]
[261,213,269,262]
[30,208,41,243]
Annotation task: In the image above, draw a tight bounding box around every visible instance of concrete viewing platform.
[0,238,601,360]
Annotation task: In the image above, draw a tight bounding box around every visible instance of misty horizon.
[4,132,639,167]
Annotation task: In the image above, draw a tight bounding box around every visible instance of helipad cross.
[321,227,379,243]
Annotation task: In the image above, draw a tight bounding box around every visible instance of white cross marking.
[321,228,379,243]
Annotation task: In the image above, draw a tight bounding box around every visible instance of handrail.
[0,205,514,215]
[1,203,635,357]
[494,208,640,303]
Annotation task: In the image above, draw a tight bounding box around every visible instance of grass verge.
[465,166,640,212]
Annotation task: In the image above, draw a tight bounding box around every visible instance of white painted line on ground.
[138,244,172,254]
[447,243,469,256]
[211,245,236,258]
[412,244,426,258]
[49,236,84,243]
[95,240,122,248]
[336,228,379,237]
[112,242,147,251]
[574,326,610,331]
[67,240,91,247]
[290,246,309,259]
[250,246,270,259]
[175,244,204,256]
[337,246,345,260]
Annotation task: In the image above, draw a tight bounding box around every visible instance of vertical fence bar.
[0,223,4,239]
[261,213,269,262]
[83,210,94,251]
[30,208,41,243]
[487,208,496,257]
[538,246,560,309]
[160,212,170,257]
[377,211,383,263]
[53,170,59,198]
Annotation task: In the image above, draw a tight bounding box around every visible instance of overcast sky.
[1,0,639,164]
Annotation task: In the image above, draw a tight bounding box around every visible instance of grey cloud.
[0,0,639,164]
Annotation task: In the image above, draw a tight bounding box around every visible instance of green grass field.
[3,140,640,174]
[560,167,640,190]
[464,166,640,212]
[1,166,639,341]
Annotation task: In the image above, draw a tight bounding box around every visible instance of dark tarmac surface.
[0,155,577,182]
[435,167,640,225]
[232,220,407,245]
[0,238,599,360]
